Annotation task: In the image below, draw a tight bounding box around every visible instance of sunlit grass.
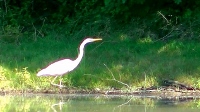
[0,29,200,91]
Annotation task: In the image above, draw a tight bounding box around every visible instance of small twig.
[3,0,7,14]
[113,96,134,112]
[104,64,115,79]
[153,27,174,42]
[157,11,169,24]
[117,96,134,107]
[154,11,177,42]
[32,23,37,41]
[37,18,46,37]
[19,26,24,33]
[91,41,103,52]
[84,64,131,90]
[71,16,82,35]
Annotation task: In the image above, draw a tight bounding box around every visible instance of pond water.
[0,94,200,112]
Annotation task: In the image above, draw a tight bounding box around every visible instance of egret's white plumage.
[37,37,102,87]
[37,59,75,76]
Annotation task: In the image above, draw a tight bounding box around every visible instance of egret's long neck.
[73,41,88,67]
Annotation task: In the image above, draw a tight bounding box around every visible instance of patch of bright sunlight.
[0,66,13,89]
[189,76,200,89]
[112,64,123,72]
[157,41,182,54]
[15,67,33,87]
[119,34,129,41]
[0,66,41,89]
[0,95,13,111]
[140,75,157,88]
[196,79,200,89]
[138,36,153,43]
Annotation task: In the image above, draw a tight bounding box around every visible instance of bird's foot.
[58,84,66,88]
[51,83,67,88]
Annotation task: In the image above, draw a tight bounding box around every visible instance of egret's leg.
[51,76,66,88]
[51,76,58,85]
[59,76,62,86]
[59,76,65,88]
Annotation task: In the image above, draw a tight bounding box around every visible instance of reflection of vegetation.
[0,95,64,112]
[0,95,200,112]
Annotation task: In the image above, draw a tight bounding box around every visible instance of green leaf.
[174,0,182,4]
[122,0,126,4]
[104,0,111,6]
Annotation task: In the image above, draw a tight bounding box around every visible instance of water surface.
[0,94,199,112]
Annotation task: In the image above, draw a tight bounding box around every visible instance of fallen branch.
[104,64,131,90]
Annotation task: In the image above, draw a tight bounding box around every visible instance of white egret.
[37,37,102,88]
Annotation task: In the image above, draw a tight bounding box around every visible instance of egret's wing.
[37,59,75,76]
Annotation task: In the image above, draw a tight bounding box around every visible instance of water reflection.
[0,94,199,112]
[51,100,64,112]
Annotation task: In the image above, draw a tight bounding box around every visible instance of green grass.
[0,27,200,92]
[0,34,200,89]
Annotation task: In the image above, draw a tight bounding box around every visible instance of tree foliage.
[1,0,199,23]
[1,0,200,40]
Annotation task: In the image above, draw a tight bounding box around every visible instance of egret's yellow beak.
[93,38,102,41]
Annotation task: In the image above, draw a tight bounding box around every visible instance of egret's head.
[79,37,102,49]
[84,37,102,43]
